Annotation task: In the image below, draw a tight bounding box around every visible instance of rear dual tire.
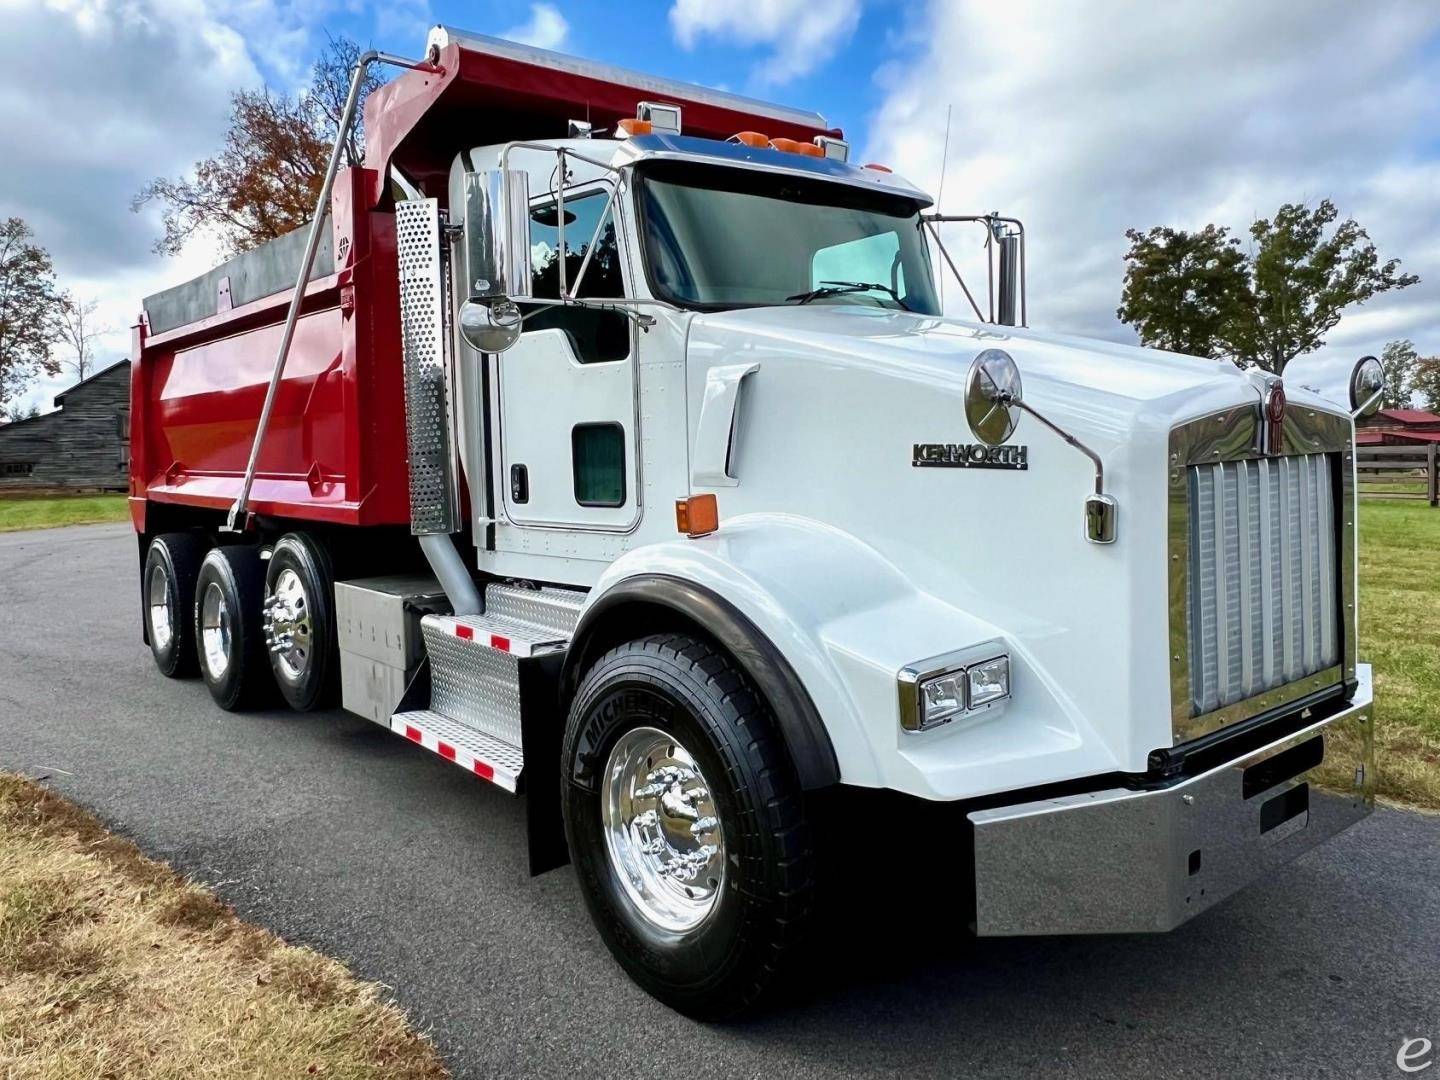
[194,546,271,711]
[144,532,205,678]
[263,533,338,712]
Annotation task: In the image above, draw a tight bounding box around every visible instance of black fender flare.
[559,574,841,791]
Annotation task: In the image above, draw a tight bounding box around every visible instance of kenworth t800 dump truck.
[130,25,1387,1017]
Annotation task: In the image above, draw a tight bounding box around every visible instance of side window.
[811,231,905,295]
[572,423,626,507]
[524,190,628,364]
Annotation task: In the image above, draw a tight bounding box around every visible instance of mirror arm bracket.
[1004,393,1118,544]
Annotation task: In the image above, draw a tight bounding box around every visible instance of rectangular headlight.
[898,642,1011,733]
[919,671,966,729]
[967,656,1010,708]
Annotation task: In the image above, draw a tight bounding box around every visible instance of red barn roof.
[1377,408,1440,425]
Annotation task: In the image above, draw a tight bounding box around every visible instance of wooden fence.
[1356,444,1440,506]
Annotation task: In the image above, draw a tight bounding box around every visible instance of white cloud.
[0,0,273,412]
[502,3,569,52]
[669,0,860,84]
[868,0,1440,400]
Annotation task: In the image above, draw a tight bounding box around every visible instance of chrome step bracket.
[391,709,524,793]
[483,582,587,638]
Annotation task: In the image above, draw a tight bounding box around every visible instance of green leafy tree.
[1412,356,1440,412]
[1118,200,1419,374]
[0,217,62,418]
[1378,339,1417,408]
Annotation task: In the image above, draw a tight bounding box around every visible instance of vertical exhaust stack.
[996,231,1020,327]
[988,214,1024,328]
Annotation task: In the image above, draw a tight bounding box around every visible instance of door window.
[571,423,626,507]
[524,190,628,364]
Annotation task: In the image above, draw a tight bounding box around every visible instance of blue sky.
[3,0,1439,410]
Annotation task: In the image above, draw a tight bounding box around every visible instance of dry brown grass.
[0,773,449,1079]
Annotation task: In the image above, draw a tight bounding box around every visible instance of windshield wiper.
[785,280,914,312]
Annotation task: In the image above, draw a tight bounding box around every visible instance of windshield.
[635,162,941,314]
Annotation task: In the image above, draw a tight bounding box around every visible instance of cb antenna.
[936,104,953,307]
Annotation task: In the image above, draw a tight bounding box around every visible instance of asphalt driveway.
[2,522,1436,1078]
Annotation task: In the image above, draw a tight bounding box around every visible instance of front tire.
[562,634,815,1019]
[193,545,270,711]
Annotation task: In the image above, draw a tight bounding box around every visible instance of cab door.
[496,185,638,531]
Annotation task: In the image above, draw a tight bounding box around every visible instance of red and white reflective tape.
[435,617,544,658]
[390,717,519,793]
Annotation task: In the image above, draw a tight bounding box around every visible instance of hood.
[687,304,1345,442]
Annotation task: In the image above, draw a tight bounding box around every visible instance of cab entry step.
[389,610,570,794]
[390,709,525,793]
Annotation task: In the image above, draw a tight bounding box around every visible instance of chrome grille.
[1187,453,1339,715]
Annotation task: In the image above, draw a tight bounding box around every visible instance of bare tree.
[55,293,107,384]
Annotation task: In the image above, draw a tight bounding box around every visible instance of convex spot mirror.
[459,299,522,354]
[1349,355,1385,419]
[965,349,1024,446]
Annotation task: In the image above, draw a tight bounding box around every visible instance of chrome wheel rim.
[147,563,172,653]
[263,567,313,682]
[601,726,725,933]
[199,581,231,679]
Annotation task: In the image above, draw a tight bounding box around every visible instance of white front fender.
[581,513,1121,799]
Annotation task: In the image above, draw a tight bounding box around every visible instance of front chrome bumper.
[969,665,1374,936]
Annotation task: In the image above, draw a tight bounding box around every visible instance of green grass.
[1354,501,1440,807]
[0,494,129,533]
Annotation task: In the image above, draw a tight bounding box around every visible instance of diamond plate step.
[392,709,523,793]
[483,582,587,638]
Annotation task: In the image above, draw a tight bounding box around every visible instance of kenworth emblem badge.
[1263,379,1286,455]
[913,443,1029,470]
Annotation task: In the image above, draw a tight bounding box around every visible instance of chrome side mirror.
[1349,355,1385,419]
[458,299,522,354]
[461,168,532,302]
[965,347,1118,545]
[965,349,1024,446]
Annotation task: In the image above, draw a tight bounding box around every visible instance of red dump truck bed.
[128,26,838,535]
[129,169,408,532]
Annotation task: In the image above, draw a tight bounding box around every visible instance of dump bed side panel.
[129,168,410,529]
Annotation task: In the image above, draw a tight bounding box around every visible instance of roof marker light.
[770,137,823,158]
[730,131,770,148]
[617,118,653,136]
[864,162,893,173]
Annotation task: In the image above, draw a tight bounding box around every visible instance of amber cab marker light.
[676,494,719,538]
[731,131,770,148]
[618,118,653,136]
[864,162,893,172]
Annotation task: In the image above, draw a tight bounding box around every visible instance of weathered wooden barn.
[0,361,131,491]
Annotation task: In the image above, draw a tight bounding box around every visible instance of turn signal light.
[618,118,653,136]
[731,131,770,148]
[675,494,719,538]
